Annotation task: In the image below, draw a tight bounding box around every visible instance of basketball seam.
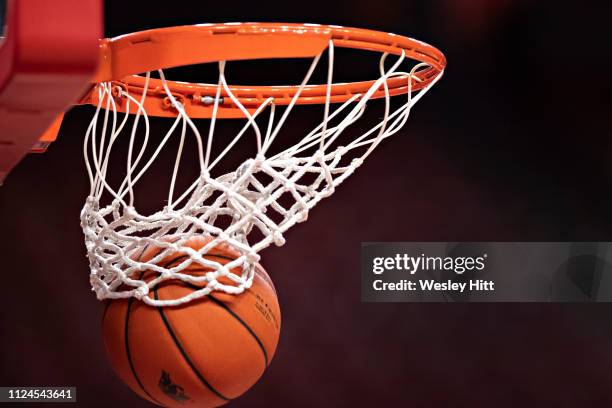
[160,254,271,372]
[125,290,163,406]
[206,292,270,367]
[153,287,231,402]
[161,253,272,368]
[121,243,163,406]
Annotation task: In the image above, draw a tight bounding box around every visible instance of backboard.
[0,0,101,183]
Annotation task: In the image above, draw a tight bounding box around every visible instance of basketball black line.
[153,285,231,402]
[125,272,163,406]
[206,292,270,367]
[112,242,163,406]
[161,254,272,367]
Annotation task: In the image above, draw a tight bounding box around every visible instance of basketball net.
[81,41,443,306]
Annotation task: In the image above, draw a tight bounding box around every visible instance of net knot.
[133,285,149,299]
[313,149,326,163]
[123,205,137,218]
[351,157,364,168]
[336,145,348,156]
[253,154,266,169]
[296,209,309,223]
[246,252,260,264]
[272,231,286,246]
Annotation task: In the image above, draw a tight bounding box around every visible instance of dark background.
[1,0,612,406]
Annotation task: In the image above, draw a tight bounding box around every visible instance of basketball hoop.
[80,22,446,306]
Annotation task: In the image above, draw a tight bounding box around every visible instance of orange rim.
[82,22,446,118]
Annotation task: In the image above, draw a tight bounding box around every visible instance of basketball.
[102,236,281,408]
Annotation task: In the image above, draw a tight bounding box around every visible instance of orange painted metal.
[80,23,446,119]
[93,23,334,83]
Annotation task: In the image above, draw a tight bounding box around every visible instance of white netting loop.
[81,41,443,306]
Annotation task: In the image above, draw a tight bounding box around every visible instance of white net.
[81,41,443,306]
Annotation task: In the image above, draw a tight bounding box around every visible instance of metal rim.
[82,22,446,118]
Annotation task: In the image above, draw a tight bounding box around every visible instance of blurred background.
[1,0,612,406]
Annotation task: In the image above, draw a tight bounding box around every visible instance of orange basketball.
[102,236,281,408]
